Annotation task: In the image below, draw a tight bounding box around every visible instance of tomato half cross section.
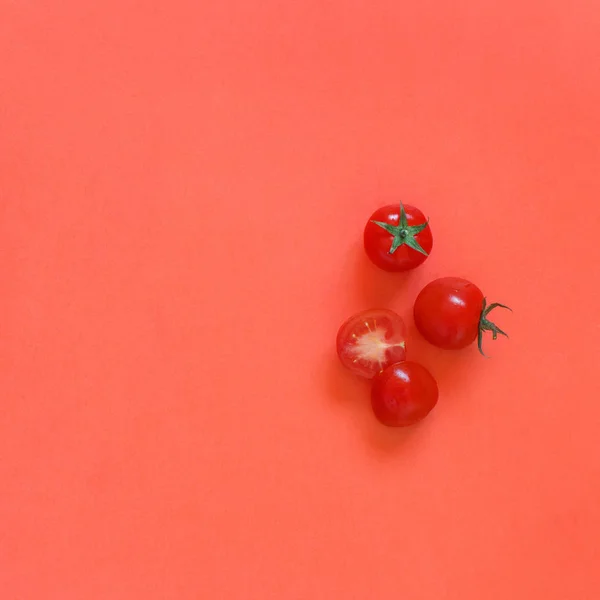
[336,309,407,378]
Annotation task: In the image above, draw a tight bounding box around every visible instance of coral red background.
[1,1,599,598]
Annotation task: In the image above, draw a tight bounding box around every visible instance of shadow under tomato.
[324,356,423,455]
[324,356,371,407]
[362,410,427,457]
[406,317,474,396]
[351,242,414,309]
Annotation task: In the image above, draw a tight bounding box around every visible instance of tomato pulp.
[336,309,407,378]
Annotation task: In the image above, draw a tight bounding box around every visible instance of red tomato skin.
[363,204,433,272]
[371,362,439,427]
[414,277,484,350]
[336,309,407,379]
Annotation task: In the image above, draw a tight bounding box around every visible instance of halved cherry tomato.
[371,361,438,427]
[413,277,510,355]
[336,309,407,378]
[364,203,433,272]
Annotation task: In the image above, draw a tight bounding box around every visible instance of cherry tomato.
[413,277,511,355]
[371,361,438,427]
[364,203,433,272]
[336,309,407,379]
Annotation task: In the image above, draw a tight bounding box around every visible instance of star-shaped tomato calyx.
[371,203,430,256]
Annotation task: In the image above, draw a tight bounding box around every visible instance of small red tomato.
[371,361,438,427]
[413,277,511,355]
[336,309,407,379]
[364,203,433,272]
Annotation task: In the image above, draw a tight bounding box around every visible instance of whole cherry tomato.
[413,277,511,355]
[371,361,438,427]
[364,203,433,272]
[336,309,407,379]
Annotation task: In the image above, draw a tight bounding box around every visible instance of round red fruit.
[364,203,433,272]
[336,309,407,379]
[413,277,510,355]
[371,361,438,427]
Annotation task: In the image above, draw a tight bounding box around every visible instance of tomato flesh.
[371,361,438,427]
[336,309,407,379]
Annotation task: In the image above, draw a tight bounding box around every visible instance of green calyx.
[478,298,512,356]
[371,203,429,256]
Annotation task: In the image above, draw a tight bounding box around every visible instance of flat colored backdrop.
[1,1,599,598]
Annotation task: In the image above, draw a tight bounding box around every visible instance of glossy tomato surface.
[336,309,407,379]
[371,361,438,427]
[363,203,433,272]
[413,277,484,350]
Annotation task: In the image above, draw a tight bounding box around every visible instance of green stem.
[477,298,512,356]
